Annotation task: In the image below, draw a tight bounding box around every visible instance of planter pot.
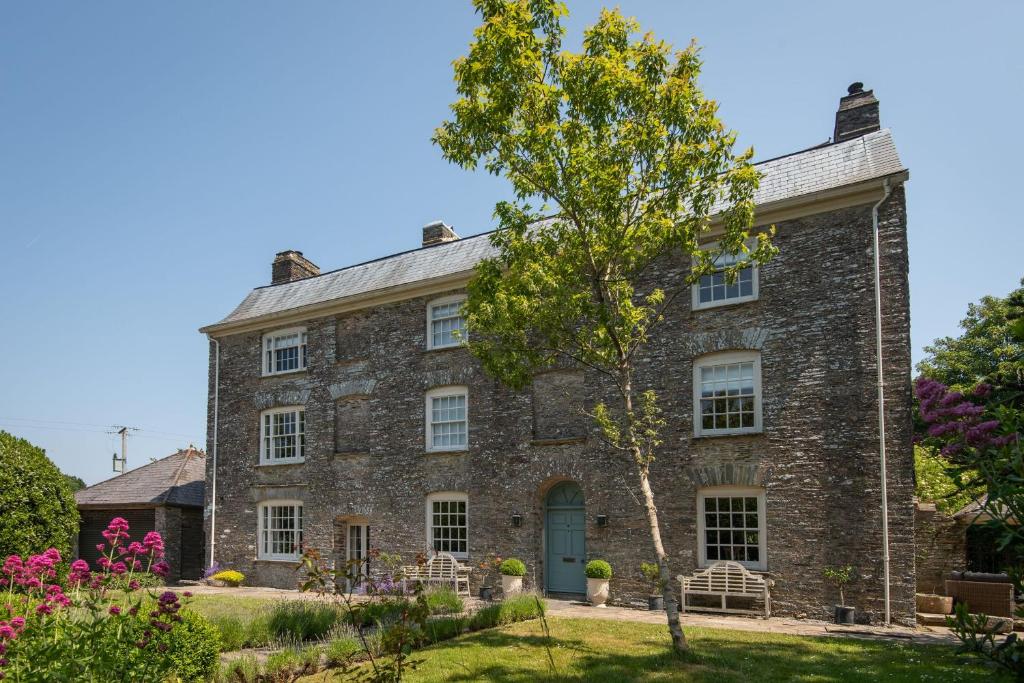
[834,605,855,625]
[207,579,227,588]
[587,578,610,607]
[648,595,664,611]
[915,593,954,615]
[479,586,494,601]
[501,574,523,596]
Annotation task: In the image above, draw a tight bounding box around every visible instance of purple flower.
[109,606,121,616]
[152,562,170,578]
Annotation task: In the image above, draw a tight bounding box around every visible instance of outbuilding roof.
[204,129,905,332]
[75,447,206,509]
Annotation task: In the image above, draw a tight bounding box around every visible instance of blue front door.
[545,483,586,593]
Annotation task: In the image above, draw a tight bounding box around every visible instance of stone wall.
[915,502,967,595]
[206,187,916,624]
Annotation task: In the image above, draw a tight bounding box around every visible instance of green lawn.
[389,617,1005,682]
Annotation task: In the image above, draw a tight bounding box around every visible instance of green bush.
[208,614,246,651]
[325,634,362,666]
[425,586,464,614]
[0,431,79,560]
[468,594,545,630]
[267,601,343,642]
[424,615,467,643]
[498,558,526,576]
[585,559,612,579]
[167,610,222,682]
[356,598,408,626]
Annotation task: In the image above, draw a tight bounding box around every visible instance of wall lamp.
[511,513,523,528]
[596,514,609,528]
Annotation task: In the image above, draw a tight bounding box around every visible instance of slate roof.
[204,129,905,331]
[75,447,206,508]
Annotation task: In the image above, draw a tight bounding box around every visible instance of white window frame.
[262,326,308,376]
[693,351,762,437]
[697,487,767,570]
[426,295,467,350]
[425,492,469,559]
[691,240,759,311]
[259,406,306,465]
[257,500,304,561]
[425,386,469,452]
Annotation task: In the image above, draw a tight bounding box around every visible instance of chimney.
[271,250,320,285]
[422,220,459,247]
[834,82,881,143]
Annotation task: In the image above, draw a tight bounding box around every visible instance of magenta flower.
[111,562,127,575]
[34,604,52,616]
[95,544,105,553]
[0,626,13,640]
[9,618,23,630]
[109,606,121,616]
[152,561,170,578]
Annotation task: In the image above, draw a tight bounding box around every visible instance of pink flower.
[128,580,140,591]
[35,604,52,616]
[9,618,24,630]
[127,542,145,556]
[111,562,127,575]
[95,544,105,554]
[109,606,121,616]
[0,626,13,640]
[143,532,165,558]
[152,561,170,578]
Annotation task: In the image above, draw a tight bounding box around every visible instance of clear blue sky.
[1,1,1021,485]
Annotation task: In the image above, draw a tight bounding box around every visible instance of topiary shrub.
[210,569,245,587]
[585,559,612,579]
[167,610,222,682]
[0,431,79,560]
[498,558,526,576]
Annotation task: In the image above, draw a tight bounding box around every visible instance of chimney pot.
[833,82,880,143]
[422,221,460,247]
[272,250,320,285]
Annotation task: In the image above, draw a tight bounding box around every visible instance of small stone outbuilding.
[75,447,206,582]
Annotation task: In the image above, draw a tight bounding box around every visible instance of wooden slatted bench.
[677,561,772,618]
[401,552,471,595]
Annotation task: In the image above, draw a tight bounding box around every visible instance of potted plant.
[823,565,855,624]
[640,562,666,610]
[477,554,500,600]
[499,558,526,595]
[585,559,612,607]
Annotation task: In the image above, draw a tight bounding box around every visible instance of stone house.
[200,83,915,623]
[75,447,206,582]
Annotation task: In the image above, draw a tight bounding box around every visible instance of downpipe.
[208,336,221,568]
[871,178,893,625]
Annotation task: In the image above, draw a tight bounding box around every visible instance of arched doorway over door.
[545,481,586,594]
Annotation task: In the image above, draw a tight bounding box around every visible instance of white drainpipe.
[871,178,893,625]
[208,336,221,568]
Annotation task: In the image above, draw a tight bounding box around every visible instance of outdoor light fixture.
[511,513,522,527]
[596,514,609,528]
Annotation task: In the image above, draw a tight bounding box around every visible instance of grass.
[425,586,465,615]
[266,601,346,642]
[378,617,1008,682]
[183,594,276,650]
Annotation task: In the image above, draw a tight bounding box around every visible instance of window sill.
[424,448,469,456]
[261,369,309,379]
[255,557,301,564]
[692,296,759,312]
[699,562,768,574]
[692,429,763,441]
[257,459,306,468]
[423,344,468,353]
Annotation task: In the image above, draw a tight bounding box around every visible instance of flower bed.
[0,517,219,682]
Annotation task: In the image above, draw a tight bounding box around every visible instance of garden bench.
[401,552,471,596]
[677,561,772,618]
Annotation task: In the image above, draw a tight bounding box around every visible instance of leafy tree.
[63,473,87,492]
[913,445,979,513]
[435,0,774,652]
[0,430,79,560]
[917,278,1024,405]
